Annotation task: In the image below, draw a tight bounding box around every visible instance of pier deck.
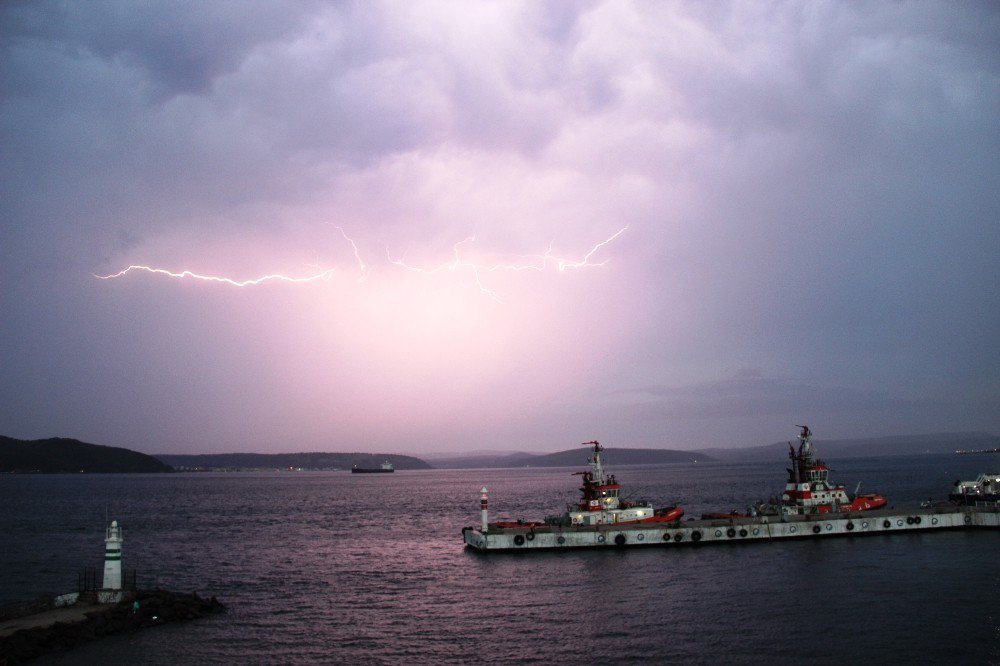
[462,505,1000,552]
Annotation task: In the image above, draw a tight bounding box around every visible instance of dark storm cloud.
[0,1,997,452]
[4,1,314,97]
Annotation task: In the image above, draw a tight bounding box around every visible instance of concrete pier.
[462,505,1000,552]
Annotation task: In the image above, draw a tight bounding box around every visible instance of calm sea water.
[2,453,998,664]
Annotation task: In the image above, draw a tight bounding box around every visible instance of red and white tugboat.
[780,426,886,515]
[560,441,682,526]
[490,441,683,529]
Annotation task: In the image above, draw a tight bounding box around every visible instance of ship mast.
[584,440,604,484]
[796,425,812,462]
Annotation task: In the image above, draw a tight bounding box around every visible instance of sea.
[1,453,998,665]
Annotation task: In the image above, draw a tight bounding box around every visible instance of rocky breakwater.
[0,589,225,664]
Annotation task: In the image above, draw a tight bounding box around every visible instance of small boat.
[949,473,1000,505]
[351,460,394,474]
[701,510,747,520]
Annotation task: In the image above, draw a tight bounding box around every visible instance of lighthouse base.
[97,589,128,604]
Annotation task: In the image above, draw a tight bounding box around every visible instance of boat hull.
[462,506,1000,552]
[351,468,394,474]
[948,493,1000,505]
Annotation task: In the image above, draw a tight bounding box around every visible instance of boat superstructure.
[949,473,1000,506]
[566,441,683,526]
[488,441,683,532]
[779,426,886,515]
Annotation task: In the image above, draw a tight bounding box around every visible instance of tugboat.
[494,441,683,528]
[701,426,887,519]
[351,460,394,474]
[778,425,886,515]
[949,473,1000,505]
[701,426,884,520]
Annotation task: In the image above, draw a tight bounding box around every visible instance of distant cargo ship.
[351,460,394,474]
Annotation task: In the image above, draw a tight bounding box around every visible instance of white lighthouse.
[480,487,489,533]
[102,520,123,590]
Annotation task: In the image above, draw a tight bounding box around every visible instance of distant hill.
[430,447,712,469]
[0,436,173,473]
[697,431,1000,462]
[154,452,432,471]
[425,432,1000,469]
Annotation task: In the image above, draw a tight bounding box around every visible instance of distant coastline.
[424,431,1000,468]
[3,431,996,474]
[154,452,431,472]
[695,431,1000,463]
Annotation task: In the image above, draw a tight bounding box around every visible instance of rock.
[0,590,226,662]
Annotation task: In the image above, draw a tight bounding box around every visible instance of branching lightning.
[330,224,368,281]
[95,227,628,301]
[547,226,629,271]
[387,226,629,301]
[388,236,502,302]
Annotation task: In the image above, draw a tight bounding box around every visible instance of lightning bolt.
[93,265,336,286]
[330,224,368,281]
[95,227,628,300]
[549,226,629,271]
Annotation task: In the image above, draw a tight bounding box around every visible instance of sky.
[1,1,998,455]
